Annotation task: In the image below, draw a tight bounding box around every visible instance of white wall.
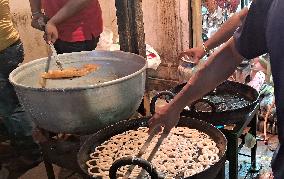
[9,0,47,62]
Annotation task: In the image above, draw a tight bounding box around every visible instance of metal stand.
[34,130,89,179]
[215,163,226,179]
[43,156,55,179]
[249,112,260,173]
[221,104,260,179]
[250,117,257,171]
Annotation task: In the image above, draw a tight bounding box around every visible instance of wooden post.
[115,0,151,116]
[188,0,193,48]
[115,0,146,56]
[115,0,131,52]
[191,0,203,47]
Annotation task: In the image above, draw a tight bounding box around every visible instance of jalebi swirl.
[86,127,220,179]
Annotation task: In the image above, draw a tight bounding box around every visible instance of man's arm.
[204,8,248,50]
[175,38,244,110]
[182,8,249,62]
[45,0,94,43]
[29,0,41,14]
[149,37,244,133]
[29,0,47,31]
[204,7,249,51]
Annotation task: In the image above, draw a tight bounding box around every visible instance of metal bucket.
[9,50,147,134]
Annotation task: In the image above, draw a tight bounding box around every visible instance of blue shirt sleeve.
[233,0,272,59]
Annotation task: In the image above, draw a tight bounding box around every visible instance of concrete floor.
[20,164,60,179]
[17,133,278,179]
[231,133,278,179]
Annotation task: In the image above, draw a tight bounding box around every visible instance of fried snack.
[86,127,220,178]
[41,64,99,79]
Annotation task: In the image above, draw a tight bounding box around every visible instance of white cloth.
[248,71,266,92]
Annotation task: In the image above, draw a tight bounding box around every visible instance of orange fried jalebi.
[41,64,100,79]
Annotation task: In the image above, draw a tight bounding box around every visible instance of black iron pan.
[77,117,227,179]
[150,81,259,126]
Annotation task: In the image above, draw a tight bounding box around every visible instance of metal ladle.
[48,42,63,71]
[38,19,64,88]
[38,17,63,71]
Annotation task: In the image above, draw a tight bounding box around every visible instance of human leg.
[0,40,35,145]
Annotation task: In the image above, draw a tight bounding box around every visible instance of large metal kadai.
[9,51,147,134]
[151,81,259,126]
[78,117,227,179]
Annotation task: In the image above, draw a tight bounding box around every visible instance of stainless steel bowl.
[9,50,147,134]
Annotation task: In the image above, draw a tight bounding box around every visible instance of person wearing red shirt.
[29,0,103,54]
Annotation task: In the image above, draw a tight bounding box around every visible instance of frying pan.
[77,117,227,179]
[150,81,259,125]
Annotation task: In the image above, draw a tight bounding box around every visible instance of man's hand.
[148,104,180,134]
[31,13,48,31]
[45,21,58,43]
[180,46,206,64]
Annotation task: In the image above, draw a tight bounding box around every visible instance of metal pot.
[177,56,197,83]
[9,50,147,134]
[77,117,227,179]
